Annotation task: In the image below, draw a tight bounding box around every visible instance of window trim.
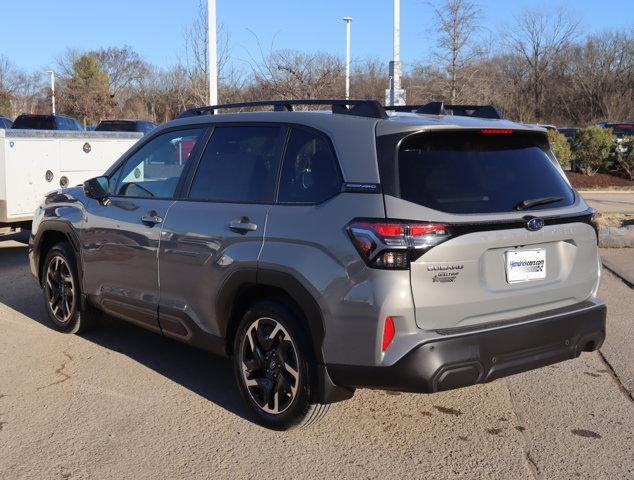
[105,125,210,201]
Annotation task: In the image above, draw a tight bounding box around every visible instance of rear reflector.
[480,129,513,134]
[382,316,395,352]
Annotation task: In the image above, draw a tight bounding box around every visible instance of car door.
[81,127,207,332]
[157,125,286,342]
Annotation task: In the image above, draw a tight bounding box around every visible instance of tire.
[233,300,329,430]
[41,242,98,334]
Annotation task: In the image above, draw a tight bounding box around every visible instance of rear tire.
[232,300,329,430]
[41,242,99,334]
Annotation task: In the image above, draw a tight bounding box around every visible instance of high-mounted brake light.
[382,316,395,352]
[480,129,513,134]
[347,220,453,269]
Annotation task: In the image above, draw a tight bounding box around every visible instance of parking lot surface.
[581,191,634,214]
[0,233,632,480]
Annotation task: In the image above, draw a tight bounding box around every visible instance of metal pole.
[387,0,404,106]
[208,0,218,109]
[393,0,400,66]
[343,17,352,100]
[46,70,56,115]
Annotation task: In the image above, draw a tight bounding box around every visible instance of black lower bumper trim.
[328,302,606,394]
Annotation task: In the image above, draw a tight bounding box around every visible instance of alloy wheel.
[45,255,75,324]
[240,317,300,414]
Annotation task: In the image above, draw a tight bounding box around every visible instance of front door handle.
[229,217,258,233]
[141,211,163,226]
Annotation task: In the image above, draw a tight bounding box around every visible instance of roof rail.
[385,102,502,119]
[177,99,388,120]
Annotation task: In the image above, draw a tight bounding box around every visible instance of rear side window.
[189,126,284,203]
[12,115,55,130]
[97,121,135,132]
[278,127,340,204]
[397,131,574,214]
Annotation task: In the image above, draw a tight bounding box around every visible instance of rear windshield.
[397,130,574,214]
[96,121,136,132]
[12,115,55,130]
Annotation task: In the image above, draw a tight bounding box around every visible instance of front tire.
[42,242,97,334]
[233,300,329,430]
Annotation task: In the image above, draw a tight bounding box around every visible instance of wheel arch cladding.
[217,268,326,364]
[36,224,81,286]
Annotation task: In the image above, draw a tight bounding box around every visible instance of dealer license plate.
[505,249,546,284]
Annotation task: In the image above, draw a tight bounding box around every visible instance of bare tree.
[251,50,344,101]
[504,7,579,121]
[92,46,151,100]
[429,0,482,102]
[180,0,232,105]
[567,31,634,123]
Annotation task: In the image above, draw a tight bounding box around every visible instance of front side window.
[277,128,340,204]
[189,126,284,203]
[115,128,204,198]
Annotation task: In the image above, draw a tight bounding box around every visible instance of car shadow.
[0,235,252,423]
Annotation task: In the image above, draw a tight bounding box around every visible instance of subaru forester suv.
[29,100,606,430]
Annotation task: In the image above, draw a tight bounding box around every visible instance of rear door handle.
[229,217,258,233]
[141,212,163,226]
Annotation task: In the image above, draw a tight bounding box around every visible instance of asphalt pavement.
[0,233,632,480]
[580,191,634,214]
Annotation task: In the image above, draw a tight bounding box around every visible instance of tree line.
[0,0,632,127]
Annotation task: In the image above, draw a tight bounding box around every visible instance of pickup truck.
[0,128,142,235]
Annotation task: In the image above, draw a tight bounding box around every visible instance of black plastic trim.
[327,302,606,393]
[30,219,84,288]
[177,99,388,120]
[158,304,226,356]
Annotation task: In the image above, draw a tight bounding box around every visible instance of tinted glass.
[189,126,283,203]
[96,121,136,132]
[278,128,340,204]
[398,131,575,214]
[12,115,55,130]
[115,128,204,198]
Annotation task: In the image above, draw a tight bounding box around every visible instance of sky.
[2,0,633,75]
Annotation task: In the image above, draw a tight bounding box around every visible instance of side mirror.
[83,176,109,202]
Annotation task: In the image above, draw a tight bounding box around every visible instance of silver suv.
[29,100,606,430]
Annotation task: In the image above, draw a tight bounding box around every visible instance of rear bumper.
[327,301,606,393]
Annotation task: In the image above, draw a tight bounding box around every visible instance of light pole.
[342,16,352,100]
[386,0,405,106]
[46,70,56,115]
[208,0,218,109]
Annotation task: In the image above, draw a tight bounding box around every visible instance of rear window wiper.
[514,196,563,211]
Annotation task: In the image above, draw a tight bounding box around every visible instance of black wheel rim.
[45,255,75,324]
[240,317,300,414]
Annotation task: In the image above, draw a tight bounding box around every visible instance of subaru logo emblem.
[526,217,544,231]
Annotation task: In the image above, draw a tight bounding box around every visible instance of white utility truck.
[0,128,142,235]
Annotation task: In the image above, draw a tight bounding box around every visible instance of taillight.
[347,219,452,269]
